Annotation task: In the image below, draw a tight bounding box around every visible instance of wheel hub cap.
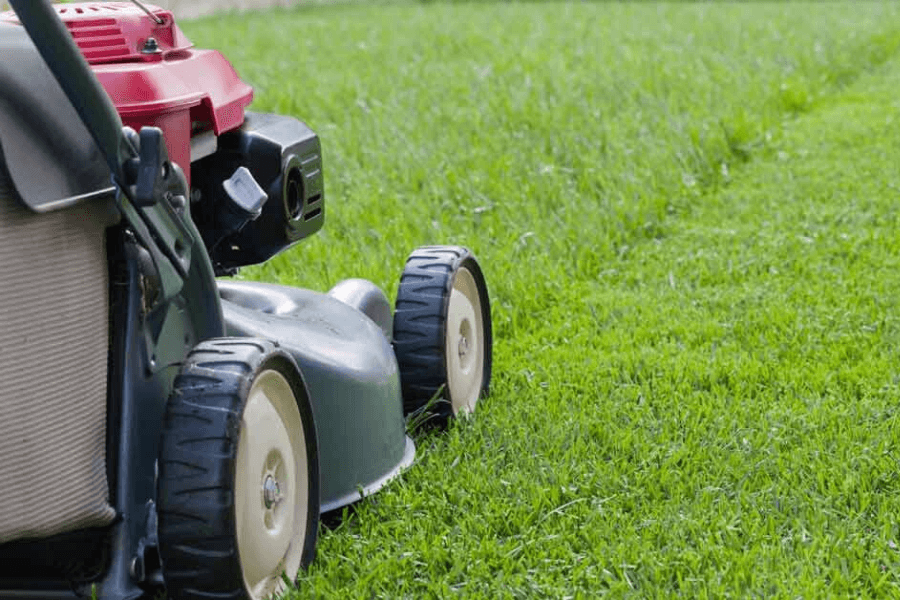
[235,369,309,600]
[446,267,485,415]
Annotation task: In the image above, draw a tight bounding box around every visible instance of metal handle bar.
[8,0,137,185]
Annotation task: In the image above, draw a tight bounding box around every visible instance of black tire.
[157,338,319,600]
[392,246,492,421]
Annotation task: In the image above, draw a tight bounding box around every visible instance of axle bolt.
[263,476,281,509]
[458,336,469,359]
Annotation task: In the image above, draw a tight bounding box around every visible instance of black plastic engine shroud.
[191,112,325,274]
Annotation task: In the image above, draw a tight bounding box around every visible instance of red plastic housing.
[1,2,254,184]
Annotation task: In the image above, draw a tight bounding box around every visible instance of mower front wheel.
[157,339,319,600]
[393,246,492,421]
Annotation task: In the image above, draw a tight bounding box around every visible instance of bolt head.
[142,37,160,54]
[263,476,281,509]
[458,336,469,358]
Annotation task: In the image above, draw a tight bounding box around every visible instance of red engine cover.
[1,2,254,184]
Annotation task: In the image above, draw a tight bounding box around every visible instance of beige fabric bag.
[0,170,117,544]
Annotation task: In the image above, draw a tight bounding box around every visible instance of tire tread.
[157,338,319,599]
[392,246,492,419]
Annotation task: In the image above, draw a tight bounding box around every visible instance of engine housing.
[0,2,325,270]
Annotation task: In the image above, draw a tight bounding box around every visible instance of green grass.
[182,2,900,596]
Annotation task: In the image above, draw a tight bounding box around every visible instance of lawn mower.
[0,1,492,598]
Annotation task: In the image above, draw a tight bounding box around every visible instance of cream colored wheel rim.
[446,266,485,415]
[235,369,308,600]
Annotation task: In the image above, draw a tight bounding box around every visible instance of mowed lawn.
[185,2,900,596]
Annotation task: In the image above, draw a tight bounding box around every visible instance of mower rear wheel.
[157,339,319,600]
[393,246,492,421]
